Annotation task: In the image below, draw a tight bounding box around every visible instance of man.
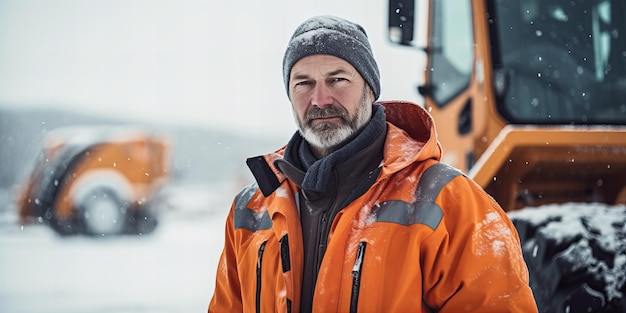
[208,16,538,313]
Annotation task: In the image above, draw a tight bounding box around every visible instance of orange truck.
[16,126,170,236]
[388,0,626,311]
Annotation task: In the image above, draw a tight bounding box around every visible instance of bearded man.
[208,15,538,313]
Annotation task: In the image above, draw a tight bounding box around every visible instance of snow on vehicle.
[388,0,626,312]
[16,126,171,236]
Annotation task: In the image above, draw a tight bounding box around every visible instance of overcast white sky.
[0,0,423,137]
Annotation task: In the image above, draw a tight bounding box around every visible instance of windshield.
[489,0,626,124]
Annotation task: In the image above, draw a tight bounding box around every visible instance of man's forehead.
[290,55,357,78]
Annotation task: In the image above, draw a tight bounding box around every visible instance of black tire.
[509,203,626,313]
[127,206,158,235]
[45,206,81,236]
[78,187,129,236]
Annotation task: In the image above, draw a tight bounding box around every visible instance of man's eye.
[294,81,311,87]
[332,77,347,83]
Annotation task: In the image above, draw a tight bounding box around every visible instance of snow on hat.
[283,16,381,100]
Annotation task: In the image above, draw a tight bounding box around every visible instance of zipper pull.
[257,241,267,274]
[352,242,366,277]
[350,242,367,313]
[256,241,267,313]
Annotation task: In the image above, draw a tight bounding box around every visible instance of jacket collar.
[276,104,387,194]
[246,101,442,197]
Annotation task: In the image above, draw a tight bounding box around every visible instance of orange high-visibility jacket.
[209,101,538,313]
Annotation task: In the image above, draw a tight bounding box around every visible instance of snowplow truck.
[388,0,626,312]
[16,126,170,236]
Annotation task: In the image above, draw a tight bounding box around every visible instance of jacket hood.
[380,101,438,147]
[377,100,442,176]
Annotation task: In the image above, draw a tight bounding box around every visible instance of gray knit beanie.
[283,16,381,100]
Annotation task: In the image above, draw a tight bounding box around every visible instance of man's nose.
[311,83,333,108]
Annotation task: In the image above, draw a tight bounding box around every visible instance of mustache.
[305,105,347,122]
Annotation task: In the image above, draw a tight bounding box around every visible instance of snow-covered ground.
[0,184,232,313]
[3,184,625,313]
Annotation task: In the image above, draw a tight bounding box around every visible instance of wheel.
[509,203,626,313]
[78,187,129,236]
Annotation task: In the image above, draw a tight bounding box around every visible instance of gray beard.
[295,87,372,157]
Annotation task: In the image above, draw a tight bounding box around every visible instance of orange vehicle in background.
[16,126,170,236]
[388,0,626,311]
[388,0,626,210]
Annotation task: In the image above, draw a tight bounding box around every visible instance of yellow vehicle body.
[389,0,626,212]
[17,126,170,236]
[470,126,626,211]
[388,1,626,311]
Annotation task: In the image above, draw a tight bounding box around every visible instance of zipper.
[350,242,367,313]
[316,211,330,273]
[256,241,267,313]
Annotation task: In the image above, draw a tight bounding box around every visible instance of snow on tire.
[509,203,626,313]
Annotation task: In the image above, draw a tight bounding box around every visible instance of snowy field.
[2,184,624,313]
[0,184,232,313]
